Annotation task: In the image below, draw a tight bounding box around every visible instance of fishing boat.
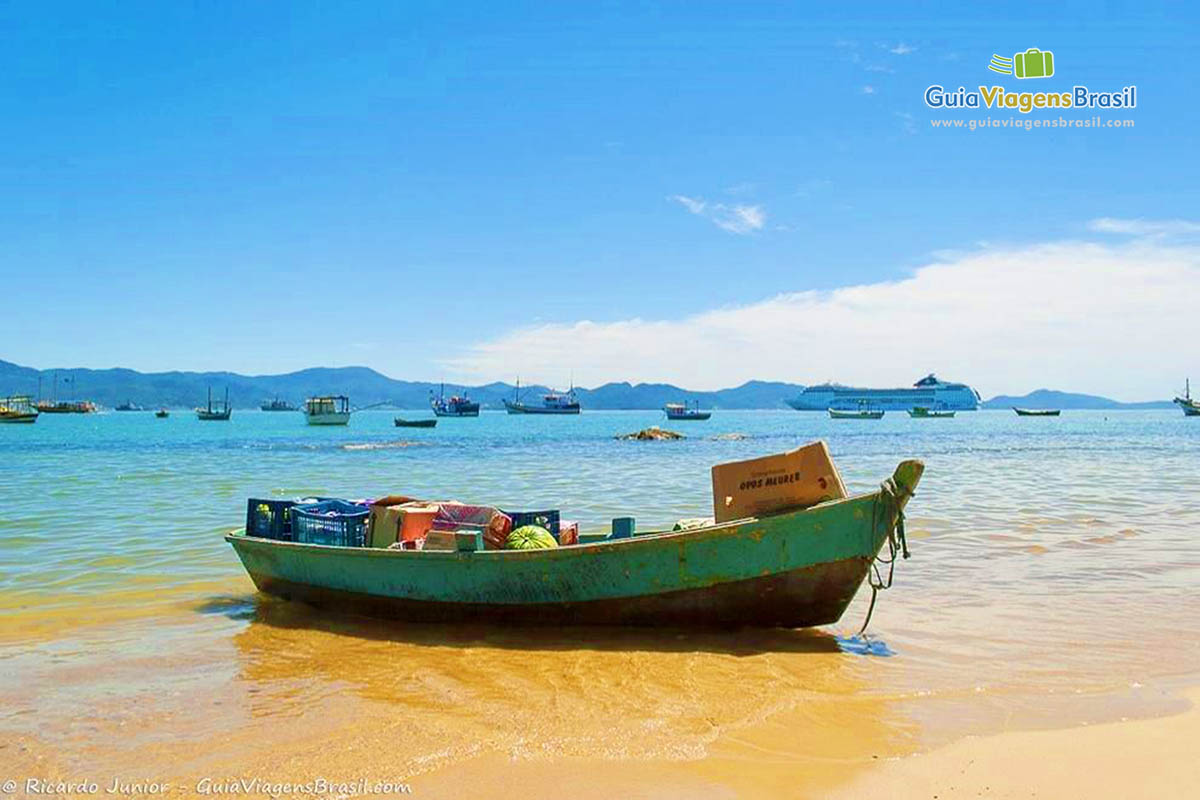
[503,379,581,415]
[226,460,923,628]
[303,395,351,425]
[829,408,884,419]
[261,397,296,412]
[1174,379,1200,417]
[1013,407,1061,417]
[155,409,170,418]
[829,399,884,419]
[0,396,38,424]
[196,387,232,421]
[395,417,437,428]
[908,406,955,418]
[664,401,712,421]
[429,385,480,417]
[115,401,145,412]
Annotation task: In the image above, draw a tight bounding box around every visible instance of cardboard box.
[711,441,846,523]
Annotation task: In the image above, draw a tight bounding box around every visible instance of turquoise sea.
[2,408,1199,786]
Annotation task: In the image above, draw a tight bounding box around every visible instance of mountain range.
[0,359,1178,410]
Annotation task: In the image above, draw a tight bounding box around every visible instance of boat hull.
[196,411,231,420]
[305,412,351,426]
[395,418,437,428]
[0,413,37,423]
[226,461,922,628]
[665,412,712,421]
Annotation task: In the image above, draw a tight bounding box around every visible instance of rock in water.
[616,426,685,441]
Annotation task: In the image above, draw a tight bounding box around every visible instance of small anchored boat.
[664,401,712,421]
[261,397,296,412]
[226,460,923,628]
[303,395,351,426]
[0,395,39,424]
[196,387,232,421]
[1013,407,1061,417]
[430,385,480,417]
[395,417,437,428]
[155,408,170,418]
[1174,379,1200,417]
[503,379,581,415]
[829,403,884,419]
[908,406,955,418]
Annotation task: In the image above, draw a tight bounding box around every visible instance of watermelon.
[504,525,558,550]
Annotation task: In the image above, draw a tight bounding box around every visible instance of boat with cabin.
[261,397,297,412]
[1174,379,1200,417]
[0,396,39,423]
[429,385,480,417]
[196,387,232,420]
[226,459,923,628]
[503,380,581,415]
[304,395,351,425]
[829,407,885,420]
[790,373,979,411]
[664,401,712,421]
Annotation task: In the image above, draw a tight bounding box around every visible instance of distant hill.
[982,389,1174,410]
[0,359,805,410]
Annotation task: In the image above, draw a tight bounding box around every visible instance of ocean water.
[2,409,1199,786]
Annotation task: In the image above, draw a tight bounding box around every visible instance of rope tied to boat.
[857,476,912,636]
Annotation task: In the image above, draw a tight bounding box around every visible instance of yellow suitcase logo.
[989,48,1055,79]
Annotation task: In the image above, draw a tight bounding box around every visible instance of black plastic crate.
[245,498,295,541]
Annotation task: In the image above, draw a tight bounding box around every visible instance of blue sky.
[1,3,1196,398]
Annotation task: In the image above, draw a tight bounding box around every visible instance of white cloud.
[441,237,1200,401]
[888,43,916,55]
[1087,217,1200,237]
[862,85,876,95]
[895,111,917,134]
[670,195,766,235]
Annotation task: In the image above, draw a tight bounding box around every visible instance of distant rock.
[616,426,685,441]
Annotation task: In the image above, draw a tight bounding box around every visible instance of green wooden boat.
[225,460,923,628]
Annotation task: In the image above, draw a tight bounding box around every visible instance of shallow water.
[1,409,1198,790]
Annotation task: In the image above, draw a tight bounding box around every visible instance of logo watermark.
[926,47,1136,127]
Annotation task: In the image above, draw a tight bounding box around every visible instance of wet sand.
[829,688,1200,800]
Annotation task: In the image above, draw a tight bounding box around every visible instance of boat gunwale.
[224,482,897,560]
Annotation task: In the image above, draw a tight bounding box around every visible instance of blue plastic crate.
[292,499,370,547]
[245,498,294,541]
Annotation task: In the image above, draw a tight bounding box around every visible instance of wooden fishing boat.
[828,407,884,420]
[908,406,955,418]
[430,385,480,417]
[155,409,170,418]
[225,460,923,628]
[0,395,38,423]
[196,387,232,420]
[664,401,712,421]
[504,379,581,415]
[395,417,437,428]
[1013,407,1060,417]
[303,395,351,425]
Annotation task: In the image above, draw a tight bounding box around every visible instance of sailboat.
[1175,379,1200,417]
[196,387,232,420]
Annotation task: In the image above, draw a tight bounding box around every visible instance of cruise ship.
[786,374,981,412]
